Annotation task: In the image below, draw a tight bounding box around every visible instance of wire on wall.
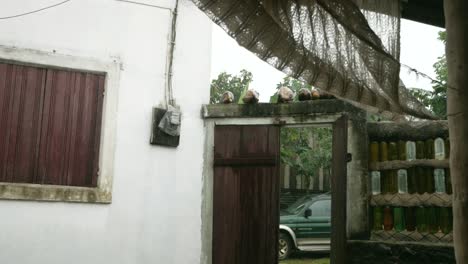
[115,0,179,108]
[165,0,179,107]
[114,0,172,11]
[0,0,72,20]
[116,0,179,108]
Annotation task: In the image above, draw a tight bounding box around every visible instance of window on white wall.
[0,61,105,188]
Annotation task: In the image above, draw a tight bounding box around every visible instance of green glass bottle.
[416,206,427,232]
[439,207,453,234]
[387,170,398,194]
[380,170,388,194]
[434,168,446,193]
[371,171,381,195]
[397,140,406,160]
[370,142,379,163]
[388,142,398,161]
[425,139,435,159]
[407,167,417,194]
[426,207,439,234]
[426,167,435,194]
[406,141,416,161]
[381,170,388,194]
[380,142,388,162]
[415,167,426,194]
[397,169,408,194]
[416,141,425,160]
[393,207,406,231]
[434,138,446,160]
[405,207,416,231]
[383,206,394,231]
[372,206,383,230]
[382,170,390,194]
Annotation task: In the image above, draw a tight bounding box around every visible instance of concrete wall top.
[202,99,366,121]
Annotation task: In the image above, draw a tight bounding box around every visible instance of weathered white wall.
[0,0,212,263]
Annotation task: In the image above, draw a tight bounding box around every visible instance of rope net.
[192,0,435,119]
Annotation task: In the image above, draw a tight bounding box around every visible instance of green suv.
[279,193,331,260]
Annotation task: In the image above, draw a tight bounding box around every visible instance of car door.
[295,199,331,247]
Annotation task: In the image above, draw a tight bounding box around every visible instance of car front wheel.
[278,232,293,260]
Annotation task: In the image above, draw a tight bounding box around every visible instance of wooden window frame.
[0,45,120,203]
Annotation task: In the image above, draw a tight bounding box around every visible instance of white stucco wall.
[0,0,212,263]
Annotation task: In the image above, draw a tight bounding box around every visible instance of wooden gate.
[212,125,280,264]
[212,118,348,264]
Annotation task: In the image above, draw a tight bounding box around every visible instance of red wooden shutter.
[0,63,46,183]
[213,125,280,264]
[38,69,105,187]
[0,62,105,187]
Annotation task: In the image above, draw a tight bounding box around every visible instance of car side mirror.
[304,208,312,218]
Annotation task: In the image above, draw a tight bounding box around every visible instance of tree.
[408,31,447,119]
[444,1,468,262]
[431,31,448,119]
[280,127,332,190]
[270,77,332,190]
[426,31,448,119]
[409,88,433,111]
[209,70,253,104]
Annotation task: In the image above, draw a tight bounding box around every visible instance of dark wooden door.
[330,115,348,264]
[213,125,280,264]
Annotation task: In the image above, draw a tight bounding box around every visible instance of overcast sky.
[211,19,445,102]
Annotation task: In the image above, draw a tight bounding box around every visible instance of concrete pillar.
[346,113,369,239]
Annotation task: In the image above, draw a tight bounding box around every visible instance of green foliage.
[431,31,447,119]
[209,70,253,104]
[269,76,312,103]
[237,86,249,104]
[409,88,433,108]
[271,78,331,187]
[409,31,447,119]
[280,127,332,182]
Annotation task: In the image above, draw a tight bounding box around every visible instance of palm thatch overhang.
[192,0,440,120]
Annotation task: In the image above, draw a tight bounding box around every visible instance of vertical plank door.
[330,115,348,264]
[213,125,280,264]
